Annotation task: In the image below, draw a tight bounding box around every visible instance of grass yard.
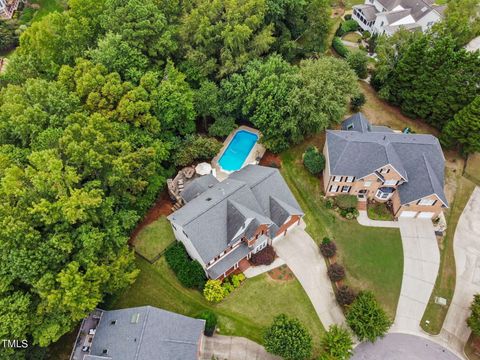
[367,202,394,221]
[108,256,325,354]
[421,175,476,334]
[133,216,175,261]
[342,32,362,43]
[344,0,366,9]
[465,153,480,186]
[281,137,403,318]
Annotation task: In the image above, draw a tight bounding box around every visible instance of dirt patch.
[130,191,174,244]
[268,264,295,282]
[332,7,345,18]
[260,151,282,168]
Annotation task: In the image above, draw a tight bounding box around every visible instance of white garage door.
[400,211,418,218]
[417,212,435,219]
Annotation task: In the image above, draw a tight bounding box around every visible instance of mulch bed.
[259,151,282,168]
[129,191,174,244]
[268,264,295,282]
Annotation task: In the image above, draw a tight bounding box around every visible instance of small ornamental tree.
[320,237,337,258]
[347,51,369,79]
[351,93,366,111]
[197,310,218,336]
[264,314,312,360]
[467,294,480,335]
[328,263,346,282]
[250,245,276,266]
[203,280,226,303]
[320,325,354,360]
[346,291,392,342]
[303,146,325,175]
[336,285,357,306]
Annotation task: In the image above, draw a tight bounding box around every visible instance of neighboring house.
[167,165,304,280]
[323,113,448,219]
[0,0,22,19]
[70,306,205,360]
[352,0,446,36]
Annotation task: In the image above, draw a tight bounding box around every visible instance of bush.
[165,242,207,289]
[332,37,349,58]
[203,280,226,302]
[320,325,354,359]
[336,285,357,306]
[320,237,337,258]
[231,273,246,288]
[335,195,357,210]
[344,14,352,20]
[222,281,234,294]
[328,263,346,282]
[362,31,371,39]
[467,294,480,335]
[346,291,392,342]
[303,146,325,175]
[264,314,312,360]
[174,134,222,166]
[347,51,369,79]
[197,310,218,336]
[351,93,366,111]
[325,198,334,209]
[336,19,359,36]
[250,245,276,266]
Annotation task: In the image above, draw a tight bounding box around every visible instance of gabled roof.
[168,165,303,264]
[181,174,219,203]
[87,306,204,360]
[327,113,447,206]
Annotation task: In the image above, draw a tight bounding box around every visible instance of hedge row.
[165,242,206,289]
[332,37,349,58]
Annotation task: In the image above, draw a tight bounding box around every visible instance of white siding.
[171,222,207,268]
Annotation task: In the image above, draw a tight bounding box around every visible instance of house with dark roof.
[352,0,445,36]
[323,113,448,219]
[167,165,304,279]
[70,306,205,360]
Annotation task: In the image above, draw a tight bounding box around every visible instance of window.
[379,168,390,174]
[346,176,355,182]
[427,21,434,27]
[375,189,392,199]
[333,176,342,182]
[182,230,188,238]
[384,179,397,186]
[364,181,372,187]
[171,224,176,231]
[418,198,436,206]
[254,240,267,254]
[330,185,339,193]
[341,186,351,193]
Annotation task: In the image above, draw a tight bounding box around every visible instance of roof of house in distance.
[327,113,448,206]
[84,306,205,360]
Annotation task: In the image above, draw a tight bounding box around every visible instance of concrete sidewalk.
[243,257,285,278]
[273,225,346,328]
[440,187,480,355]
[200,335,280,360]
[357,210,400,228]
[391,218,440,333]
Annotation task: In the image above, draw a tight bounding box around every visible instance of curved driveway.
[352,333,460,360]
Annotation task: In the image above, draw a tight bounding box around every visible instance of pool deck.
[212,126,265,181]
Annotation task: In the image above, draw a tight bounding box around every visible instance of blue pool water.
[219,130,259,171]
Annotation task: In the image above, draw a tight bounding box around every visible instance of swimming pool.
[218,130,259,172]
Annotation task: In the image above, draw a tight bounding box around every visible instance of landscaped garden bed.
[268,264,295,281]
[367,202,394,221]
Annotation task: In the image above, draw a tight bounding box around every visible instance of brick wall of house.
[392,193,444,219]
[275,215,301,237]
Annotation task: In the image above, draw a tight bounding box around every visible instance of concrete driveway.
[273,223,345,328]
[352,333,460,360]
[440,187,480,354]
[391,218,440,333]
[200,335,280,360]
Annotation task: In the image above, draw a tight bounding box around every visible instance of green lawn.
[421,175,476,334]
[133,216,175,261]
[108,256,325,354]
[368,202,394,221]
[280,137,403,318]
[342,32,362,43]
[465,153,480,186]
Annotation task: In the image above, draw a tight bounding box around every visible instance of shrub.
[332,37,349,58]
[335,195,357,210]
[344,14,352,20]
[303,146,325,175]
[320,237,337,258]
[336,285,357,306]
[174,134,222,166]
[362,31,371,39]
[231,273,246,288]
[347,51,369,79]
[351,93,366,111]
[336,19,359,36]
[346,291,392,342]
[197,310,217,336]
[325,198,334,209]
[467,294,480,335]
[320,325,353,359]
[250,245,276,266]
[264,314,312,360]
[203,280,226,303]
[222,281,234,294]
[165,242,206,289]
[328,263,346,282]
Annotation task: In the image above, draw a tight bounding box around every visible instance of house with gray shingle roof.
[352,0,445,36]
[70,306,205,360]
[323,113,448,219]
[168,165,304,279]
